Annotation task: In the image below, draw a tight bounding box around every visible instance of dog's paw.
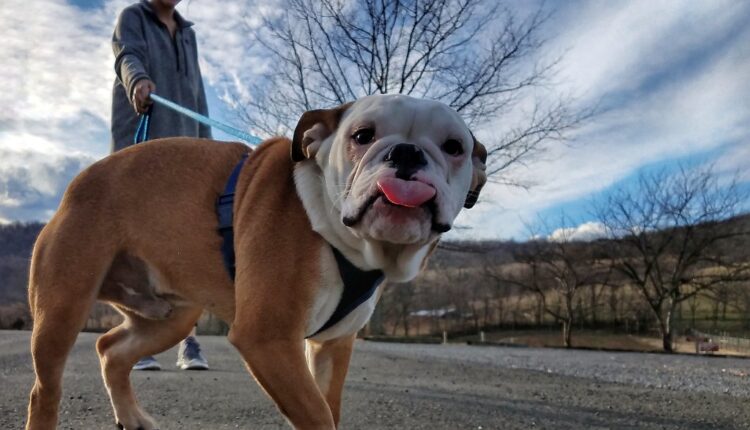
[117,425,155,430]
[117,422,156,430]
[115,412,159,430]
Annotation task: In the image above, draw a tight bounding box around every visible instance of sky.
[2,0,749,240]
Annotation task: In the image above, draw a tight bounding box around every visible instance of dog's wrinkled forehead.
[340,95,472,146]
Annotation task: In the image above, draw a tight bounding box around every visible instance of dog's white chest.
[305,247,382,341]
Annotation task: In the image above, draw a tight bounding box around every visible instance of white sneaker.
[133,356,161,371]
[176,336,209,370]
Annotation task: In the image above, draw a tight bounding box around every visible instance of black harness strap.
[216,153,248,280]
[216,156,384,337]
[308,248,384,337]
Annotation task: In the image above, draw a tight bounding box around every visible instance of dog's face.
[293,94,486,246]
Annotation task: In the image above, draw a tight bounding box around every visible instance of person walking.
[111,0,211,370]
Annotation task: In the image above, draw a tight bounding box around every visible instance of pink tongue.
[377,177,436,208]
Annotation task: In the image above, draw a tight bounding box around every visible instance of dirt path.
[2,331,749,429]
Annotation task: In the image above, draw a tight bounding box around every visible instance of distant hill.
[2,214,749,306]
[0,222,44,304]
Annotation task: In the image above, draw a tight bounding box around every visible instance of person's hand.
[132,79,156,114]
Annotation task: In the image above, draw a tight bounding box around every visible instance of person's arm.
[112,8,154,113]
[196,78,213,139]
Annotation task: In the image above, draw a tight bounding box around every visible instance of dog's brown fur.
[98,252,173,319]
[26,95,487,429]
[25,137,349,429]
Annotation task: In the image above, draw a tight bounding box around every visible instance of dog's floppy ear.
[291,102,353,162]
[464,134,487,209]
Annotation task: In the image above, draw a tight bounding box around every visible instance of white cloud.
[714,143,750,183]
[0,0,115,126]
[547,0,744,99]
[0,0,270,221]
[1,0,748,235]
[548,221,607,242]
[0,0,130,168]
[458,0,750,239]
[0,132,95,221]
[180,0,278,108]
[0,0,122,221]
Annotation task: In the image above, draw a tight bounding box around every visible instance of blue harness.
[217,157,384,337]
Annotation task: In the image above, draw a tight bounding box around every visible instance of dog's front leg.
[229,328,335,429]
[305,334,356,428]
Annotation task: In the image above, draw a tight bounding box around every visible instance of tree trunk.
[659,315,673,352]
[536,296,544,325]
[483,296,491,327]
[608,290,616,323]
[689,295,697,326]
[368,305,385,336]
[711,299,720,330]
[562,320,572,348]
[563,293,575,348]
[661,328,672,352]
[661,303,674,353]
[590,285,598,325]
[512,294,522,328]
[402,310,410,337]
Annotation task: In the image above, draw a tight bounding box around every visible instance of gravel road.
[2,330,749,429]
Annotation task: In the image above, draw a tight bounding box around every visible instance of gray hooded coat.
[111,0,211,152]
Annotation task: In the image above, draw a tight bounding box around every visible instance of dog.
[25,94,486,429]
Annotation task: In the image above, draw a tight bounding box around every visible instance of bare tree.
[480,259,513,327]
[234,0,588,183]
[731,281,750,329]
[704,282,735,323]
[595,166,750,352]
[496,220,611,348]
[379,280,419,336]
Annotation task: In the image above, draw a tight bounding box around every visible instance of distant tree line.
[0,222,43,303]
[372,166,750,353]
[0,222,43,329]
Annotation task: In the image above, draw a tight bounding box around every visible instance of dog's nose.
[384,144,427,176]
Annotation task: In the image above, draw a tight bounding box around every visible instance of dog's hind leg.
[96,305,202,430]
[26,220,111,430]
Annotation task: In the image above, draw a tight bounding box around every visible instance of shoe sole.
[177,359,209,370]
[180,364,209,370]
[132,365,161,371]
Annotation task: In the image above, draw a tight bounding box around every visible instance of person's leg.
[176,324,209,370]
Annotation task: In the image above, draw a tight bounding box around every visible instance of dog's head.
[292,94,486,247]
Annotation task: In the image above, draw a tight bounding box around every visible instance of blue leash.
[133,105,152,144]
[133,93,262,146]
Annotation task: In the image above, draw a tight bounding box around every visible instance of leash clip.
[133,105,154,144]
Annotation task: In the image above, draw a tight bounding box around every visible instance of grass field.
[460,329,750,357]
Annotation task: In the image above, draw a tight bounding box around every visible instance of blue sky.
[2,0,749,240]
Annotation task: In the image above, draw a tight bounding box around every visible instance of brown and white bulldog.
[25,94,486,430]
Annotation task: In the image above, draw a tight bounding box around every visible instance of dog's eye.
[442,139,464,156]
[352,128,375,145]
